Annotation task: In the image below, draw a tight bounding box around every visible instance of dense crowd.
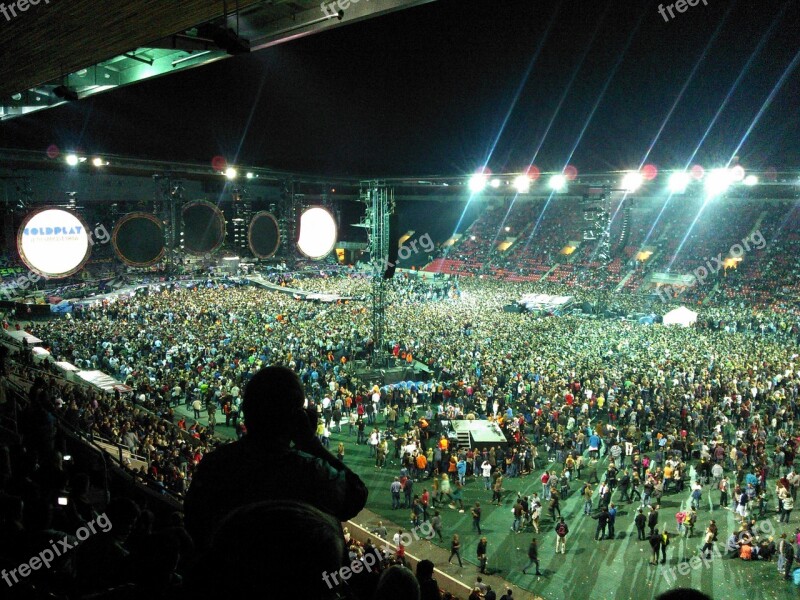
[2,266,800,598]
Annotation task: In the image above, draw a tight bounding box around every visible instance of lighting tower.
[361,181,394,367]
[581,185,612,264]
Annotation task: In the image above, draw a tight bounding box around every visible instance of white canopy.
[3,329,42,346]
[31,347,51,364]
[662,306,698,327]
[76,370,124,393]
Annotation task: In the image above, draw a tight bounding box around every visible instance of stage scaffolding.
[360,181,395,367]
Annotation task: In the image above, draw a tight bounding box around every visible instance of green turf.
[175,404,799,600]
[333,422,799,600]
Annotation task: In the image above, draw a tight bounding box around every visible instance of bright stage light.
[549,174,566,192]
[297,207,337,259]
[489,178,501,189]
[730,165,745,182]
[65,154,79,166]
[246,172,254,179]
[668,172,691,194]
[513,175,531,193]
[705,168,732,197]
[225,167,238,180]
[468,173,488,193]
[642,164,659,180]
[621,171,644,192]
[744,175,759,186]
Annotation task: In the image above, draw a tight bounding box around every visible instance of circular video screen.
[17,207,92,278]
[297,206,337,259]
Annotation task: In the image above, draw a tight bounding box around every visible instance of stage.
[450,419,508,451]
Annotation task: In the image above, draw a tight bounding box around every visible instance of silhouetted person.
[656,590,711,600]
[416,559,442,600]
[184,366,368,549]
[186,500,346,600]
[374,565,421,600]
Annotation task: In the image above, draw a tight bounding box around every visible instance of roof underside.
[0,0,433,121]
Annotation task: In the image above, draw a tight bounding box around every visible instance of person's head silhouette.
[192,500,346,600]
[242,366,308,440]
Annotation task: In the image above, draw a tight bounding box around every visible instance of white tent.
[76,370,125,393]
[3,330,42,346]
[662,306,698,327]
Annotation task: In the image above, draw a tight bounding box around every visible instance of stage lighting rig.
[197,23,250,54]
[53,85,79,101]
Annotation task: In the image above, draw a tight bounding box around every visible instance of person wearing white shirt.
[481,461,492,490]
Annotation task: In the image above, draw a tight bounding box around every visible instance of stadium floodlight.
[730,165,745,182]
[246,172,254,179]
[705,168,732,197]
[621,171,644,192]
[489,178,501,189]
[225,167,238,180]
[468,173,488,193]
[65,154,79,166]
[513,174,531,193]
[743,175,759,186]
[92,157,107,167]
[668,171,691,194]
[549,174,567,192]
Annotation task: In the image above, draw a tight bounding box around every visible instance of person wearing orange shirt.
[416,453,428,479]
[448,455,458,475]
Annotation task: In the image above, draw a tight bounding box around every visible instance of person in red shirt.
[420,489,430,520]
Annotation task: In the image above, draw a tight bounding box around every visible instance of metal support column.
[153,174,183,274]
[361,181,394,367]
[581,185,612,264]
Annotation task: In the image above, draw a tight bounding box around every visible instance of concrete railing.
[346,519,473,599]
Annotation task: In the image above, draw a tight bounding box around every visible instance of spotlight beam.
[727,45,800,166]
[479,2,560,170]
[559,8,646,179]
[688,4,788,170]
[638,0,739,170]
[525,3,611,169]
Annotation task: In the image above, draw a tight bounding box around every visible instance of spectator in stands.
[186,500,346,600]
[373,565,421,600]
[184,366,368,549]
[76,497,141,593]
[416,559,442,600]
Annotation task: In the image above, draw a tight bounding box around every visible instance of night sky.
[1,0,798,177]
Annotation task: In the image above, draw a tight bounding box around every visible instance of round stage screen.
[248,211,280,259]
[297,206,337,259]
[182,200,226,255]
[112,212,165,267]
[17,207,91,278]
